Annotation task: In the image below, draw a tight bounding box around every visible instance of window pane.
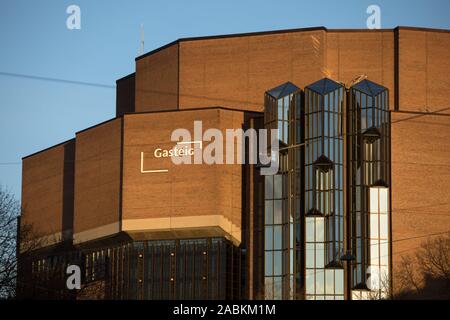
[305,269,315,294]
[330,112,335,137]
[274,175,283,199]
[274,200,282,224]
[316,243,325,268]
[278,121,283,142]
[274,226,282,250]
[278,99,283,120]
[380,214,388,239]
[325,269,334,295]
[379,188,388,213]
[265,251,273,276]
[306,243,314,268]
[316,271,325,294]
[284,97,289,121]
[316,217,325,242]
[380,240,389,266]
[274,277,283,299]
[370,188,379,213]
[265,201,273,225]
[265,176,273,199]
[306,218,315,242]
[273,251,282,276]
[265,277,274,299]
[284,123,288,144]
[290,248,294,274]
[265,227,273,250]
[370,214,379,238]
[335,269,344,294]
[370,240,379,265]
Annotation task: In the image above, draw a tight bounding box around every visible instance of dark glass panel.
[274,200,283,224]
[265,227,273,250]
[265,200,273,225]
[273,252,282,276]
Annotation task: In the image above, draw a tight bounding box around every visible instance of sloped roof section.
[351,79,387,96]
[306,78,343,95]
[266,82,300,99]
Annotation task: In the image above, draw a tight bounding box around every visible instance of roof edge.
[22,138,76,160]
[116,72,135,83]
[135,25,449,62]
[135,40,179,61]
[123,106,263,116]
[23,107,263,160]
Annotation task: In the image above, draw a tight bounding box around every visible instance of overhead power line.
[0,71,115,89]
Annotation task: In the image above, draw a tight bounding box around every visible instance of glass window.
[370,214,379,238]
[265,176,273,199]
[289,275,294,299]
[380,241,389,266]
[274,226,282,250]
[278,121,283,141]
[308,113,313,140]
[265,201,273,225]
[316,271,325,294]
[316,243,325,268]
[316,218,325,242]
[273,277,283,299]
[274,175,283,199]
[312,112,318,138]
[380,214,388,239]
[265,277,273,299]
[370,188,379,213]
[290,248,294,274]
[370,240,379,265]
[306,218,315,242]
[325,269,334,295]
[296,222,301,245]
[379,188,388,213]
[368,107,373,128]
[265,252,273,276]
[284,97,289,121]
[278,100,283,121]
[335,269,344,295]
[306,243,314,268]
[265,227,273,250]
[305,269,315,294]
[283,123,288,144]
[274,200,282,224]
[273,252,282,276]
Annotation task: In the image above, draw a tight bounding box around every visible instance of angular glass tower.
[304,78,345,300]
[348,79,390,299]
[264,82,302,299]
[263,78,390,300]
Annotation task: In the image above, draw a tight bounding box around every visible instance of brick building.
[18,26,450,299]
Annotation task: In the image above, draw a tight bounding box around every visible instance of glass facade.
[264,82,301,299]
[21,237,241,300]
[19,78,391,301]
[263,78,390,300]
[348,80,390,295]
[303,78,345,300]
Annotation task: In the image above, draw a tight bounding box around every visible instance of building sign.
[140,141,202,173]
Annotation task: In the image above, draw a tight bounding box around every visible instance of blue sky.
[1,0,449,199]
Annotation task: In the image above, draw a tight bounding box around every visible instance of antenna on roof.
[138,23,145,56]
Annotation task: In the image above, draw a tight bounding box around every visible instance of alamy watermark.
[148,121,281,175]
[66,5,81,30]
[366,5,381,29]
